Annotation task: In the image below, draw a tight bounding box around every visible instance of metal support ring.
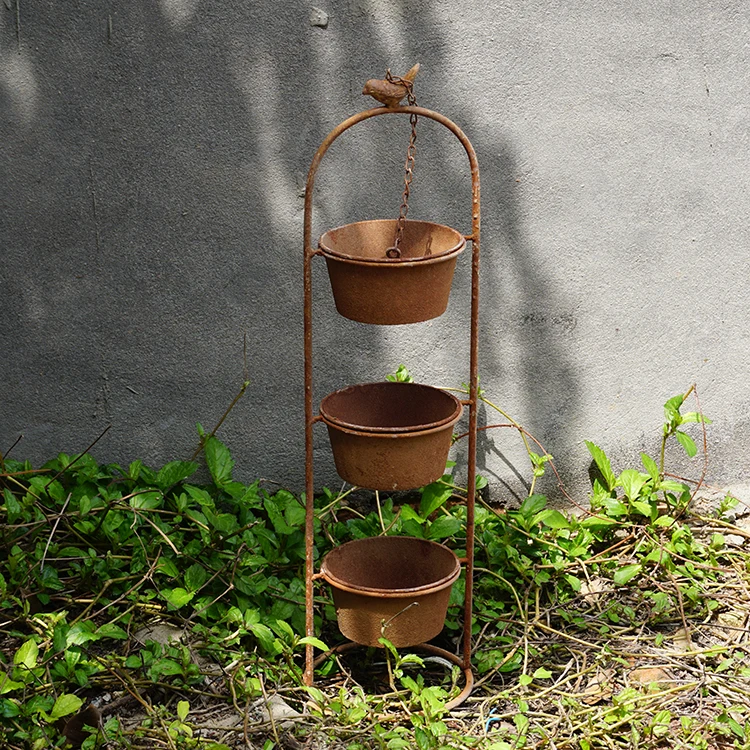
[312,641,474,710]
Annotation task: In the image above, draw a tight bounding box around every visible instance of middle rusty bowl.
[320,382,463,491]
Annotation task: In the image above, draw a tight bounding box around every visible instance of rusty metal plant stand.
[303,104,480,710]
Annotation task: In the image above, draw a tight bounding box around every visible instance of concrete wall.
[2,1,749,501]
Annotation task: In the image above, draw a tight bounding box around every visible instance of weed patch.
[1,384,749,749]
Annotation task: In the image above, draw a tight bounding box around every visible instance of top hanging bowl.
[319,218,465,325]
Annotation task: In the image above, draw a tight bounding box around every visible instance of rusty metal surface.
[323,405,462,491]
[323,420,459,491]
[324,253,460,325]
[320,218,464,263]
[320,537,460,648]
[319,382,461,433]
[319,384,462,489]
[303,104,480,687]
[319,219,464,325]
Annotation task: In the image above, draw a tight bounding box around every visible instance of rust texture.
[319,382,462,490]
[319,219,465,324]
[320,537,460,648]
[303,104,480,703]
[319,382,461,434]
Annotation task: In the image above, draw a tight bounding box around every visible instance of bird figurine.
[362,63,420,107]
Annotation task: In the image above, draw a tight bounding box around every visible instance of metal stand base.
[313,641,474,710]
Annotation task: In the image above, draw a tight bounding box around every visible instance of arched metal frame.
[303,105,480,708]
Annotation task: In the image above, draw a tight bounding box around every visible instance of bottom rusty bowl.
[320,536,461,648]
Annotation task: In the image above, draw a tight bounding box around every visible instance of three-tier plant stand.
[303,101,480,709]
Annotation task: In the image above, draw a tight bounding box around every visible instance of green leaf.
[631,500,654,518]
[585,441,616,491]
[3,489,21,524]
[204,436,234,487]
[150,659,183,677]
[400,674,420,694]
[419,481,453,519]
[532,667,552,679]
[158,557,180,579]
[162,587,195,609]
[653,515,675,527]
[0,696,22,715]
[297,636,329,651]
[518,673,533,686]
[681,411,711,425]
[663,394,685,424]
[156,461,197,489]
[184,564,208,592]
[659,482,688,498]
[0,674,24,695]
[249,623,277,653]
[415,728,432,750]
[95,623,128,640]
[45,480,65,503]
[617,469,648,502]
[49,694,83,721]
[378,637,399,659]
[533,509,570,529]
[284,499,306,528]
[518,494,547,519]
[386,365,414,383]
[675,431,697,458]
[400,504,424,523]
[613,564,642,585]
[130,491,162,510]
[426,515,462,540]
[269,618,295,643]
[580,515,618,530]
[128,460,143,480]
[600,496,628,517]
[13,640,38,669]
[640,453,660,483]
[514,713,530,733]
[66,622,100,646]
[211,513,240,535]
[177,700,190,722]
[79,495,92,516]
[263,497,293,535]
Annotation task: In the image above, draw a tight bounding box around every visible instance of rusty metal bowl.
[319,219,465,324]
[320,382,463,491]
[320,536,461,648]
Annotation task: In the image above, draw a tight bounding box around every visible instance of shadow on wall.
[0,0,578,493]
[460,125,581,503]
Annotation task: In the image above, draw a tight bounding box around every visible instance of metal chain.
[385,72,418,259]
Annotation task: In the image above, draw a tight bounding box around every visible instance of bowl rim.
[319,381,463,434]
[320,537,462,597]
[319,218,466,265]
